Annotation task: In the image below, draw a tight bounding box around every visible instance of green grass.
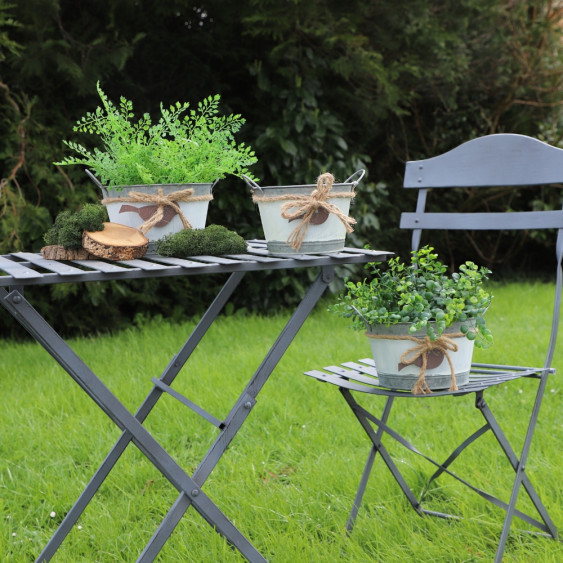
[0,281,562,562]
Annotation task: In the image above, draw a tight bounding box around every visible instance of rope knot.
[250,172,356,251]
[102,187,213,234]
[367,332,464,395]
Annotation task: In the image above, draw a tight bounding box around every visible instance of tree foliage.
[1,0,563,337]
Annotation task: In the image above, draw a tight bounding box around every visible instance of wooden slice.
[82,222,149,260]
[41,245,96,260]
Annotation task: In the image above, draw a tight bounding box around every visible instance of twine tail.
[138,201,193,233]
[412,353,432,395]
[446,354,458,392]
[138,202,165,234]
[286,209,315,251]
[390,333,462,395]
[287,173,334,251]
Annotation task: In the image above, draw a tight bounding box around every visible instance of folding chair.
[305,134,561,562]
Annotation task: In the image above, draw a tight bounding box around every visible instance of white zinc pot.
[244,170,364,254]
[86,171,215,248]
[366,321,474,393]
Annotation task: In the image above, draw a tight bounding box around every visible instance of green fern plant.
[54,82,258,188]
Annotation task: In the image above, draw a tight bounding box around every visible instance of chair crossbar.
[343,389,552,534]
[151,377,224,429]
[421,423,492,495]
[400,210,563,231]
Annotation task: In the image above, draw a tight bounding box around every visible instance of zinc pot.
[366,322,474,391]
[87,171,215,247]
[244,170,364,254]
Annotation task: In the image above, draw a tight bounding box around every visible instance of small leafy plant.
[54,82,258,188]
[331,246,493,347]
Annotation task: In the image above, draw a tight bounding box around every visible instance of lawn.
[0,281,562,562]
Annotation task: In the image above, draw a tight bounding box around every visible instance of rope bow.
[252,172,356,251]
[102,188,213,234]
[367,332,464,395]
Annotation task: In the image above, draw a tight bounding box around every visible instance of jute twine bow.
[367,332,464,395]
[251,172,356,251]
[102,188,213,234]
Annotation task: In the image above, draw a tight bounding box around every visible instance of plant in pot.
[54,82,258,247]
[330,246,493,394]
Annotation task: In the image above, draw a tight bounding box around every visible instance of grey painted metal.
[137,266,338,561]
[35,270,246,562]
[345,396,394,533]
[404,133,563,187]
[151,377,224,428]
[1,287,265,562]
[401,209,563,231]
[0,242,389,562]
[0,241,389,287]
[339,384,554,531]
[305,134,562,562]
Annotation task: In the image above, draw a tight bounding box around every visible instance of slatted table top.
[0,241,392,287]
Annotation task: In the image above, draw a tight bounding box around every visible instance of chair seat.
[305,359,554,398]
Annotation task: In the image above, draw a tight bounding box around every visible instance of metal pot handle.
[85,169,105,191]
[242,174,263,194]
[343,169,366,188]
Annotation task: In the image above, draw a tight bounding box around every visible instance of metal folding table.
[0,241,391,562]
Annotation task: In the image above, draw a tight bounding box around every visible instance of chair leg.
[419,422,491,503]
[345,396,395,533]
[346,445,376,534]
[340,390,423,520]
[474,379,559,563]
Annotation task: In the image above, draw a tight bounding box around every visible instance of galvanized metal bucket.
[366,322,474,391]
[244,170,365,254]
[86,171,215,248]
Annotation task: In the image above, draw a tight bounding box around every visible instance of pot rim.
[365,319,476,338]
[105,182,215,190]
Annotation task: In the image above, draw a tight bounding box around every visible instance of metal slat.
[70,259,139,273]
[225,253,282,263]
[0,255,43,279]
[340,247,390,256]
[342,360,378,375]
[184,255,246,265]
[246,240,268,248]
[13,252,89,276]
[117,258,177,271]
[400,211,563,231]
[144,255,214,269]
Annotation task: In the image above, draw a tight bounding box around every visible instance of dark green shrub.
[43,204,107,249]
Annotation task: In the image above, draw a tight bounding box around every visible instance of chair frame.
[306,134,561,562]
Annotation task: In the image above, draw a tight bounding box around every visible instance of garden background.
[1,2,563,561]
[2,0,563,337]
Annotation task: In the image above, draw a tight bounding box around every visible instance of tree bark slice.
[41,245,96,260]
[82,222,149,260]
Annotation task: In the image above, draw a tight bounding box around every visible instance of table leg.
[30,271,246,561]
[1,279,265,562]
[138,266,335,562]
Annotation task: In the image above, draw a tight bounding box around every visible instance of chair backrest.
[400,133,563,369]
